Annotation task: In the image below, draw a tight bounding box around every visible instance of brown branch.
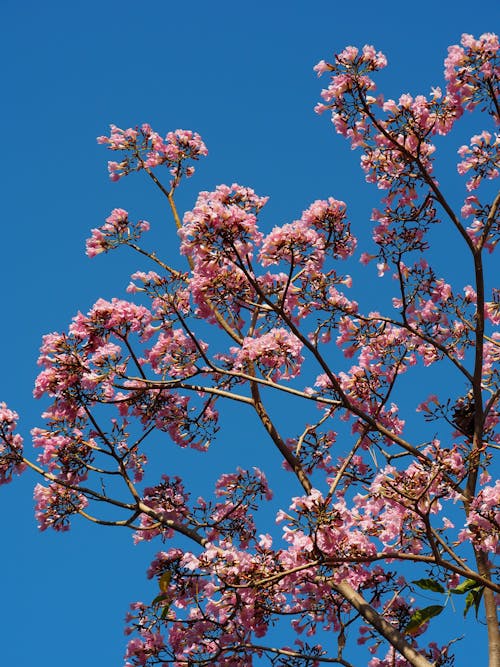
[239,643,356,665]
[479,189,500,251]
[331,580,434,667]
[475,549,500,667]
[123,373,341,408]
[249,375,312,494]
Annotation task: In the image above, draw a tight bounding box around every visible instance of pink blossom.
[0,403,26,484]
[98,124,207,185]
[34,483,88,531]
[231,328,304,381]
[86,209,150,257]
[313,59,333,76]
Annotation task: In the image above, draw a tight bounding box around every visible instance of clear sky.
[1,0,498,665]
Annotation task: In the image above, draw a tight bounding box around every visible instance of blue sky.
[1,1,498,665]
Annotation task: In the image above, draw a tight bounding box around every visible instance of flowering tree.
[1,32,499,667]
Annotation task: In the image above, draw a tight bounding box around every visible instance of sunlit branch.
[126,241,179,274]
[480,189,500,250]
[120,333,147,379]
[78,509,141,527]
[331,580,434,667]
[249,368,312,494]
[326,430,365,501]
[137,501,206,546]
[122,373,341,407]
[239,644,355,665]
[295,410,332,458]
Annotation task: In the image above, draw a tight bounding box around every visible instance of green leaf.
[464,587,484,618]
[159,571,172,593]
[152,593,168,606]
[405,605,444,634]
[160,602,171,620]
[450,578,481,595]
[412,578,445,593]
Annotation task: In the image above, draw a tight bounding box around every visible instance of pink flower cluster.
[259,198,356,274]
[259,219,325,272]
[179,183,268,323]
[444,32,500,114]
[144,328,207,378]
[32,425,93,481]
[134,475,189,544]
[205,467,273,546]
[314,44,387,107]
[69,297,154,342]
[124,631,164,667]
[180,183,268,261]
[0,403,25,484]
[86,208,150,257]
[97,124,208,185]
[459,480,500,552]
[457,130,499,191]
[33,482,88,531]
[34,298,155,405]
[231,328,304,381]
[313,34,499,264]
